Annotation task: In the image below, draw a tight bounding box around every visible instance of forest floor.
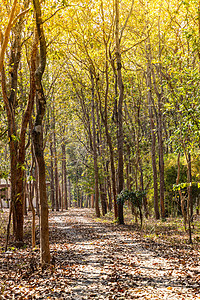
[0,208,200,299]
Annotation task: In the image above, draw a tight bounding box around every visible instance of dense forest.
[0,1,200,295]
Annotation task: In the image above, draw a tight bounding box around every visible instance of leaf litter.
[0,208,199,299]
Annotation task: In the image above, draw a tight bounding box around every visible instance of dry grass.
[95,207,200,250]
[1,207,200,251]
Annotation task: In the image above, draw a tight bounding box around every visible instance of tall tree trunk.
[188,152,193,219]
[176,153,187,230]
[27,172,36,248]
[139,161,149,218]
[151,16,165,218]
[59,183,63,212]
[68,178,72,207]
[1,10,36,244]
[32,0,50,265]
[100,1,113,215]
[91,71,100,217]
[157,93,165,218]
[62,139,68,210]
[34,158,40,216]
[100,183,107,216]
[91,194,94,209]
[50,135,55,211]
[186,152,192,244]
[52,104,59,211]
[115,0,124,224]
[146,45,160,219]
[106,161,112,211]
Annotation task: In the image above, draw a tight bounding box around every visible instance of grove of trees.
[1,0,200,263]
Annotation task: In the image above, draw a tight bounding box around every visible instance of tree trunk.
[157,94,165,218]
[32,0,50,265]
[146,45,160,220]
[50,135,55,211]
[91,71,100,218]
[0,0,18,73]
[100,183,107,216]
[27,176,36,248]
[186,152,192,244]
[106,162,112,211]
[34,160,40,216]
[91,194,94,209]
[176,153,187,230]
[52,104,59,211]
[1,11,36,244]
[68,178,72,207]
[62,140,68,210]
[115,0,124,224]
[139,161,149,218]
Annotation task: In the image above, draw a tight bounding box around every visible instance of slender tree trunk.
[101,117,117,217]
[100,183,107,216]
[59,183,63,212]
[115,0,124,224]
[97,4,118,217]
[139,161,149,218]
[24,181,28,215]
[106,162,112,211]
[146,47,160,219]
[188,152,193,218]
[62,140,68,210]
[186,152,192,244]
[91,194,94,209]
[150,16,165,219]
[0,0,18,73]
[0,198,3,212]
[68,178,71,207]
[50,135,55,211]
[91,71,100,217]
[32,0,50,265]
[5,202,13,252]
[176,153,187,230]
[34,160,39,216]
[27,176,36,248]
[157,89,165,218]
[52,104,59,211]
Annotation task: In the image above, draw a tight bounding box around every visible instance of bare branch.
[119,0,134,43]
[11,7,31,27]
[0,0,18,73]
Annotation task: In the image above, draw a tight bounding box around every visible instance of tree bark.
[0,0,18,73]
[186,152,192,244]
[32,0,50,265]
[68,178,72,207]
[98,73,117,217]
[52,104,59,211]
[146,43,160,219]
[91,71,100,218]
[62,137,68,210]
[176,153,187,230]
[157,92,165,218]
[50,134,55,211]
[1,10,36,244]
[115,0,124,224]
[100,183,107,216]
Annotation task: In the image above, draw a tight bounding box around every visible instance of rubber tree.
[0,0,18,73]
[32,0,50,265]
[115,0,124,224]
[1,1,36,245]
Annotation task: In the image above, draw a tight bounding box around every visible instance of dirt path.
[48,208,200,299]
[0,208,200,299]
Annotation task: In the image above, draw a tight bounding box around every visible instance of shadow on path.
[46,208,200,299]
